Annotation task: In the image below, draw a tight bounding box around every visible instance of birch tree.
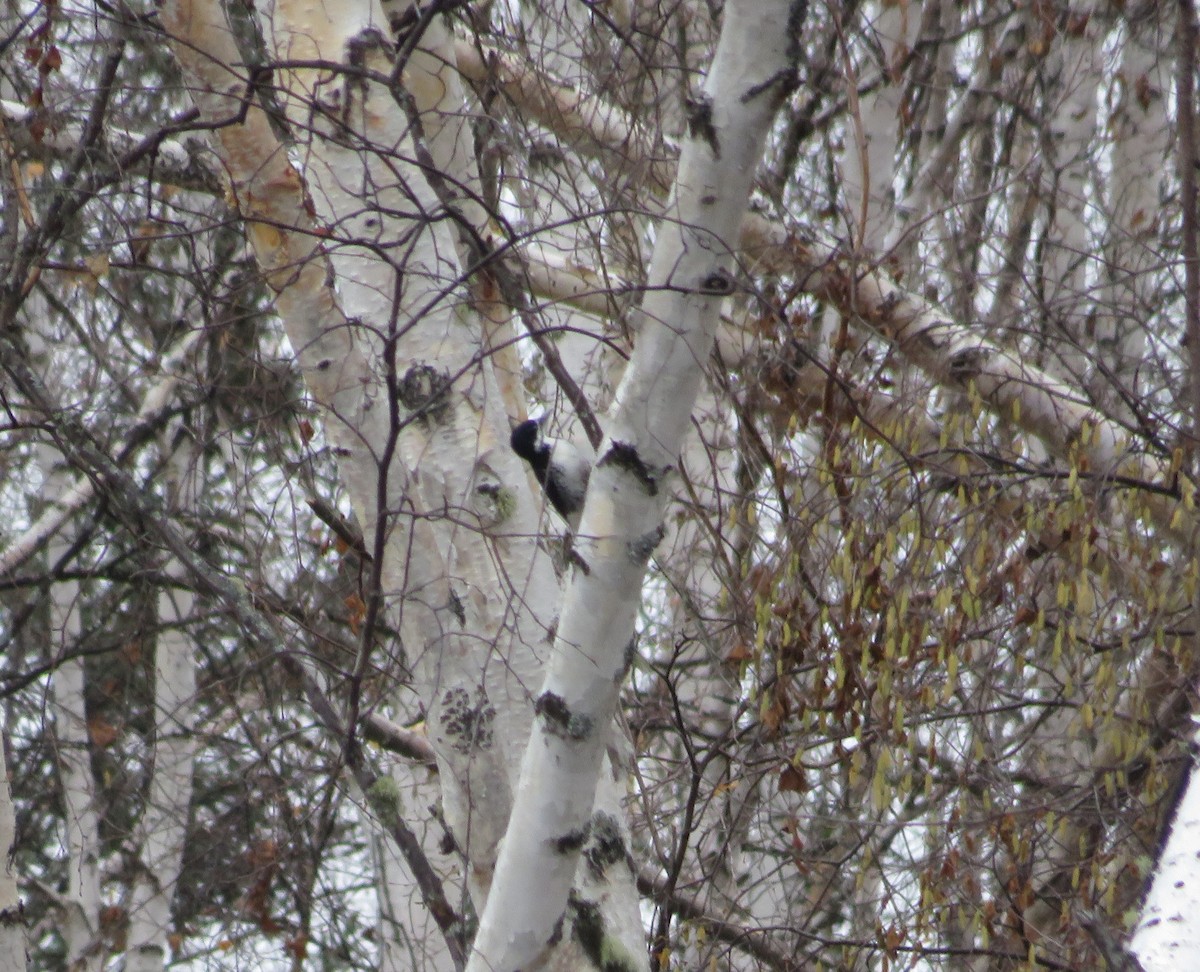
[0,732,26,972]
[3,0,1200,970]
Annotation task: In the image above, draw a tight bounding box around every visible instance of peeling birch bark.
[390,5,1192,550]
[248,0,554,892]
[161,0,512,907]
[381,1,526,416]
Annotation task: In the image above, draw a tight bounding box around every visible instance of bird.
[510,416,594,530]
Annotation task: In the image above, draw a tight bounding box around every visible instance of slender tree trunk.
[51,650,102,972]
[123,441,199,972]
[0,733,26,972]
[466,3,804,968]
[372,762,461,972]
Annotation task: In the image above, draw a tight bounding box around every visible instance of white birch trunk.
[123,444,198,972]
[160,0,527,881]
[122,585,195,972]
[420,8,1191,550]
[0,734,26,972]
[51,651,102,972]
[367,17,505,962]
[1095,2,1171,415]
[248,0,559,894]
[372,763,460,972]
[1039,0,1101,385]
[466,3,802,968]
[842,0,918,254]
[1133,725,1200,968]
[15,265,103,972]
[381,1,527,413]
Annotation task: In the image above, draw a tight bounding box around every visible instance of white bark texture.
[441,2,1185,556]
[1038,0,1101,386]
[122,590,195,972]
[465,2,803,969]
[372,764,460,972]
[842,0,918,253]
[50,652,102,972]
[30,383,102,972]
[383,2,527,413]
[1095,1,1171,414]
[1133,727,1200,968]
[3,0,1200,968]
[250,0,560,883]
[0,735,26,972]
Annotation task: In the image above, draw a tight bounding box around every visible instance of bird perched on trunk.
[510,417,595,530]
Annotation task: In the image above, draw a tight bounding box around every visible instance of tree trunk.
[466,3,805,968]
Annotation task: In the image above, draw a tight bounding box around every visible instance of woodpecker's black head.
[511,416,593,527]
[510,418,542,460]
[511,418,550,482]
